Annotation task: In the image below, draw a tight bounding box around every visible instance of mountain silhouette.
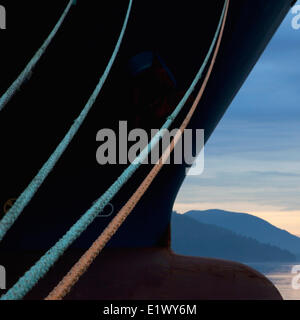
[184,209,300,258]
[171,212,296,263]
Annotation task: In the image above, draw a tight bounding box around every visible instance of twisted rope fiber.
[0,0,133,242]
[45,0,229,300]
[0,0,76,112]
[0,0,228,300]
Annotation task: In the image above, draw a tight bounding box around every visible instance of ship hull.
[0,0,294,299]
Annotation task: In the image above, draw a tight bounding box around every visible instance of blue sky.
[174,3,300,235]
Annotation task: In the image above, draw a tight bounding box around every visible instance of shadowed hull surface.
[2,248,282,300]
[0,0,294,299]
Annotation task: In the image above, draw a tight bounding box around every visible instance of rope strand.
[45,0,229,300]
[0,0,76,112]
[0,0,133,242]
[1,0,228,300]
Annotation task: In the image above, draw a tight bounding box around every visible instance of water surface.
[247,262,300,300]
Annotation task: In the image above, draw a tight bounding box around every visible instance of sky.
[174,3,300,236]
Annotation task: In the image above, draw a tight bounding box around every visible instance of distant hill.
[185,209,300,258]
[171,212,296,263]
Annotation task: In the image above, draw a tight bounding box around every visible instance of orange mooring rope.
[45,0,229,300]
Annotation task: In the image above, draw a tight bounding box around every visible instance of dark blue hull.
[0,0,294,300]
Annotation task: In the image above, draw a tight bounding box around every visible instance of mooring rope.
[0,0,76,112]
[0,0,133,243]
[45,0,229,301]
[0,0,228,300]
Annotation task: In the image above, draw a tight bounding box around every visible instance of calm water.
[247,262,300,300]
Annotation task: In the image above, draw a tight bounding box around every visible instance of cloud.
[174,8,300,234]
[223,7,300,122]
